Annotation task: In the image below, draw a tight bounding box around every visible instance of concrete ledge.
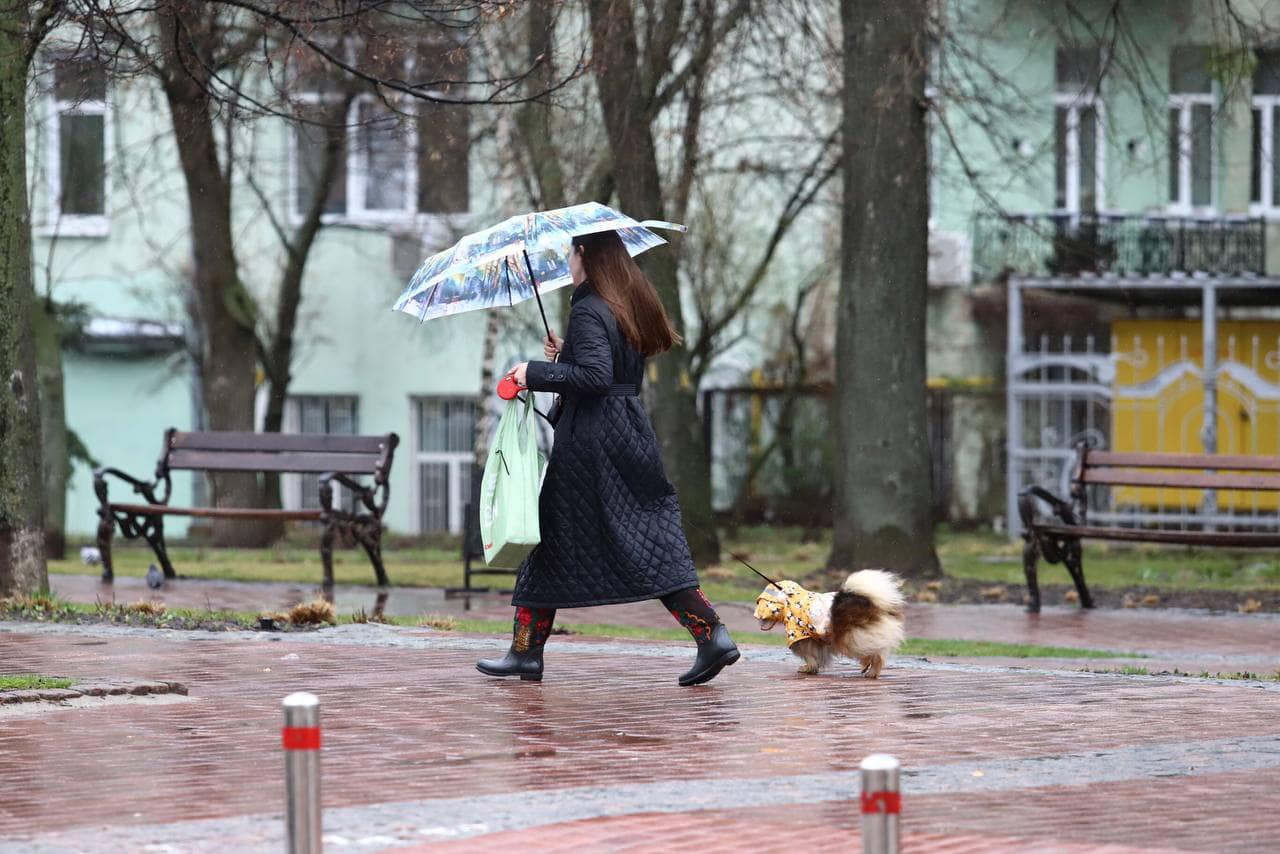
[0,679,186,705]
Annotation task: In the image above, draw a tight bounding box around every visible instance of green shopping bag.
[479,394,546,568]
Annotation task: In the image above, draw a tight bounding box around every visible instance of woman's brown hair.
[571,230,681,357]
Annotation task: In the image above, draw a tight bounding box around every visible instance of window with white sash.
[1168,46,1216,213]
[288,37,469,225]
[284,395,360,513]
[412,398,478,534]
[1251,49,1280,212]
[41,55,109,237]
[1054,46,1104,213]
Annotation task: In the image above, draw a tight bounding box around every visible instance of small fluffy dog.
[753,570,905,677]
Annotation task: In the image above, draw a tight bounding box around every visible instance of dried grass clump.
[925,580,944,591]
[126,600,166,616]
[287,599,336,626]
[1121,594,1138,609]
[1238,598,1263,614]
[1063,590,1079,604]
[1141,594,1161,607]
[418,614,458,631]
[980,585,1007,602]
[915,589,938,603]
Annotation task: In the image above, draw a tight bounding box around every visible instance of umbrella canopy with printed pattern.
[391,202,685,336]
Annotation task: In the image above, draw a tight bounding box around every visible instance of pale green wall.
[63,351,197,537]
[932,0,1280,249]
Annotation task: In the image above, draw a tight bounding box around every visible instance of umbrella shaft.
[523,249,552,341]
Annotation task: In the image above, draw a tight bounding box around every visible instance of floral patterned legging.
[512,587,721,652]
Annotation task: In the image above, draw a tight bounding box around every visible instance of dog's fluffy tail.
[840,568,906,614]
[830,569,907,664]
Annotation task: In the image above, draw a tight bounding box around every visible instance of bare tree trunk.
[260,99,351,524]
[0,3,48,594]
[514,0,575,333]
[34,300,67,559]
[516,0,567,213]
[586,0,719,565]
[157,7,266,546]
[828,0,940,578]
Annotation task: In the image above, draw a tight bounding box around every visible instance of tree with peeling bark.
[828,0,940,578]
[42,1,579,546]
[0,0,61,596]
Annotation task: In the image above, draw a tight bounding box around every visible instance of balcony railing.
[972,212,1266,282]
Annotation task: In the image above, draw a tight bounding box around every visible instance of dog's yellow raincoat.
[753,581,834,646]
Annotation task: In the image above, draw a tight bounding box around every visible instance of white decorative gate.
[1006,278,1280,536]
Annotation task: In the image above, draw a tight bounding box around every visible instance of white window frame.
[408,397,476,535]
[1168,91,1217,215]
[281,396,358,512]
[287,92,420,227]
[39,56,110,238]
[1251,95,1280,214]
[1053,92,1106,215]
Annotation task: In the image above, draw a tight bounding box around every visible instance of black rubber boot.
[678,623,740,686]
[476,647,545,682]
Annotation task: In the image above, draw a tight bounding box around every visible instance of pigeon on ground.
[80,546,101,566]
[145,564,164,589]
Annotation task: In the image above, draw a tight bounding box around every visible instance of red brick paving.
[408,805,1197,853]
[1,622,1279,851]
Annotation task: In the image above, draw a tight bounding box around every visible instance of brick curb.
[0,678,186,705]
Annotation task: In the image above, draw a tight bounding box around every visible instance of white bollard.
[283,692,322,854]
[860,753,900,854]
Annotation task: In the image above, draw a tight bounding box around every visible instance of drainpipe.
[1006,279,1024,539]
[1201,282,1218,520]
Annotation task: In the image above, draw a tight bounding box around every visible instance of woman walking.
[477,230,739,686]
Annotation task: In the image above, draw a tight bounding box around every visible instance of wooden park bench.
[94,428,399,588]
[1018,445,1280,613]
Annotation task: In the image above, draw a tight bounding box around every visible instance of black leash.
[680,516,784,590]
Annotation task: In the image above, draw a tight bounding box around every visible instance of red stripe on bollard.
[861,790,901,815]
[282,726,321,751]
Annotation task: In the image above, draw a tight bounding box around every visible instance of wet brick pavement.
[50,571,1280,674]
[0,619,1278,852]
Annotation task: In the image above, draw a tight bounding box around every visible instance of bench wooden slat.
[1085,451,1280,472]
[171,431,389,454]
[168,449,382,474]
[110,503,323,521]
[1034,524,1280,548]
[1080,468,1280,491]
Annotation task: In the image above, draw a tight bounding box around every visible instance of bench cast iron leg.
[320,522,336,590]
[359,527,389,588]
[1022,536,1042,614]
[96,509,116,583]
[1063,539,1093,609]
[143,516,177,579]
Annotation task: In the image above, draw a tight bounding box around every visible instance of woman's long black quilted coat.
[510,281,699,608]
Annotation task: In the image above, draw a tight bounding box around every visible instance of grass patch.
[0,674,73,691]
[897,638,1130,659]
[51,545,463,588]
[58,526,1280,604]
[392,614,1129,658]
[936,528,1280,592]
[1081,666,1280,681]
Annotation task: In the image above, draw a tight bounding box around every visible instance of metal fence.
[702,386,968,524]
[974,213,1266,282]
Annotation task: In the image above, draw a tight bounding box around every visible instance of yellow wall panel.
[1111,320,1280,511]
